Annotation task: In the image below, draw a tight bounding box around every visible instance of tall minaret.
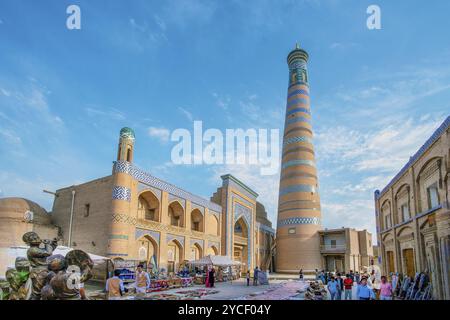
[276,44,322,272]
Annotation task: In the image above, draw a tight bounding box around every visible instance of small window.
[330,240,337,248]
[288,228,296,234]
[427,183,439,209]
[126,148,132,162]
[84,204,90,217]
[385,214,392,229]
[145,208,155,221]
[193,222,200,231]
[401,204,410,222]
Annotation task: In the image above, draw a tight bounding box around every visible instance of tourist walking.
[356,276,375,300]
[355,271,360,284]
[327,276,339,300]
[320,270,326,284]
[135,264,151,295]
[106,270,125,300]
[379,276,393,300]
[253,266,259,286]
[336,273,344,300]
[299,269,304,281]
[349,270,355,282]
[344,274,354,300]
[246,270,250,286]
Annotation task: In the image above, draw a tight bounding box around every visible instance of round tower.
[108,127,136,259]
[276,44,322,272]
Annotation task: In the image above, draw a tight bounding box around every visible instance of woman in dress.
[205,266,210,288]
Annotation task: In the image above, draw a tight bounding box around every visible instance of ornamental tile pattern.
[168,194,186,208]
[283,136,313,146]
[113,161,222,212]
[190,203,205,215]
[167,234,185,246]
[137,183,162,200]
[278,217,321,226]
[281,159,316,169]
[286,116,311,125]
[135,228,161,244]
[279,184,316,196]
[190,238,204,248]
[111,214,221,243]
[112,186,131,202]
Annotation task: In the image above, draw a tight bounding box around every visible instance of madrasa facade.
[44,127,276,274]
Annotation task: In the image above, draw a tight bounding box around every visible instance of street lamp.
[43,188,76,247]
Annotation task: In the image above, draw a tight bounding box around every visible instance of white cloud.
[85,106,126,120]
[178,107,194,121]
[316,116,444,173]
[321,199,376,238]
[210,163,280,227]
[148,126,170,142]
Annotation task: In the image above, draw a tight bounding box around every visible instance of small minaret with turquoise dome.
[108,127,136,259]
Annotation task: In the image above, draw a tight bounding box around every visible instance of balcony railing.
[320,244,346,252]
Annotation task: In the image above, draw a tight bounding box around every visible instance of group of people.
[246,266,263,286]
[105,264,151,300]
[321,269,394,300]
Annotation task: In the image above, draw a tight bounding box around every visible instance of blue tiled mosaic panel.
[190,203,205,214]
[234,202,252,224]
[279,184,316,196]
[283,136,313,146]
[168,194,186,208]
[286,107,311,116]
[289,61,307,70]
[286,98,311,110]
[281,159,316,169]
[113,161,222,212]
[288,89,309,98]
[112,186,131,202]
[138,183,162,200]
[135,228,161,244]
[208,241,220,249]
[166,234,185,247]
[190,238,204,248]
[278,217,321,226]
[286,117,311,125]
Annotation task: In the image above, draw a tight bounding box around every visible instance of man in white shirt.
[135,264,151,295]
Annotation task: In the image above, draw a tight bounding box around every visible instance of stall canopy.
[188,255,241,267]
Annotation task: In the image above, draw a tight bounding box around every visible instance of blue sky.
[1,0,450,242]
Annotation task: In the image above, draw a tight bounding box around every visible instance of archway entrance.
[233,217,249,272]
[403,248,415,276]
[207,246,219,256]
[386,251,395,274]
[137,235,158,270]
[190,243,203,261]
[167,240,183,273]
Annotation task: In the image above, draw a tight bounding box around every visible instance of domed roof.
[120,127,135,140]
[0,197,52,224]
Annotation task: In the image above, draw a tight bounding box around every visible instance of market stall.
[188,255,241,284]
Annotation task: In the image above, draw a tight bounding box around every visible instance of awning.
[188,255,242,267]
